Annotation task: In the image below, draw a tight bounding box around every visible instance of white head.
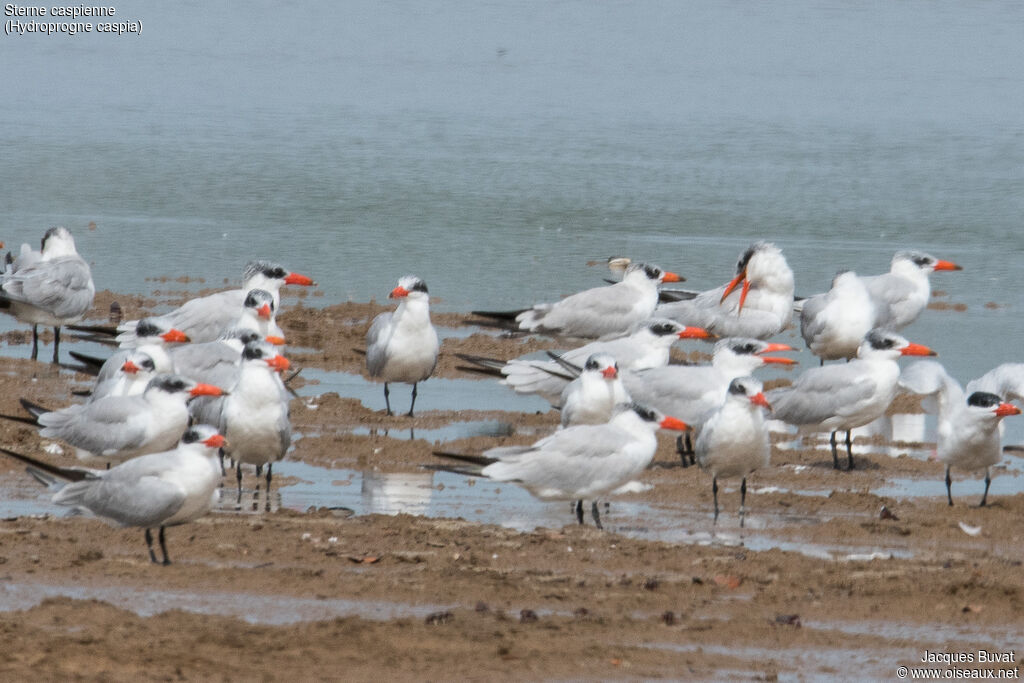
[856,329,936,361]
[179,423,227,454]
[40,227,79,258]
[712,337,796,374]
[891,251,961,275]
[389,275,430,303]
[964,391,1021,426]
[623,262,683,286]
[632,318,712,346]
[726,376,772,413]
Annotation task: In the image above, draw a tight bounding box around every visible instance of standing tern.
[458,319,711,406]
[861,250,962,330]
[899,360,1021,506]
[366,275,439,417]
[433,403,689,528]
[198,341,291,500]
[558,353,630,427]
[657,242,794,340]
[16,374,225,465]
[768,329,936,471]
[622,337,795,463]
[0,227,95,363]
[695,377,772,525]
[113,260,313,346]
[799,270,877,363]
[0,424,226,565]
[473,262,683,340]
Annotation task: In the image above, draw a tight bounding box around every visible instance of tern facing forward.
[695,377,772,525]
[0,227,95,363]
[433,403,689,528]
[0,424,226,565]
[366,275,440,417]
[558,353,630,427]
[769,329,936,471]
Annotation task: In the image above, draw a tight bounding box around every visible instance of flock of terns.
[0,228,1019,562]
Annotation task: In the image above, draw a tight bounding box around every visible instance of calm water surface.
[1,1,1022,417]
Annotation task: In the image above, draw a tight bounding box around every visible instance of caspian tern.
[695,377,772,525]
[558,353,630,427]
[799,270,877,363]
[622,338,795,463]
[366,275,439,417]
[473,263,684,340]
[207,341,291,500]
[18,374,224,465]
[114,260,313,346]
[0,227,95,363]
[657,242,794,340]
[899,360,1021,506]
[232,289,286,345]
[458,319,711,406]
[861,250,962,330]
[433,402,689,528]
[768,329,936,471]
[88,349,160,403]
[0,424,226,565]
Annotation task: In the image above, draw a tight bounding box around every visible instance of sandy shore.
[0,289,1020,681]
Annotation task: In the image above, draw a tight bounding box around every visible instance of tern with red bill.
[657,242,794,340]
[768,329,937,471]
[558,352,630,427]
[432,402,690,528]
[473,262,685,340]
[458,318,712,407]
[0,227,95,363]
[899,359,1021,506]
[695,377,772,525]
[366,275,439,417]
[860,250,962,331]
[12,374,225,466]
[113,260,313,346]
[0,424,227,565]
[621,337,796,464]
[194,341,291,502]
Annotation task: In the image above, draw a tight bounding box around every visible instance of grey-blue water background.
[2,1,1023,440]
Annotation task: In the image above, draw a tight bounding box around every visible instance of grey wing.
[166,290,247,342]
[769,368,878,425]
[799,293,829,346]
[365,312,393,376]
[39,398,150,455]
[54,476,184,527]
[95,349,133,384]
[531,283,651,337]
[3,256,94,318]
[189,395,227,430]
[172,343,241,385]
[865,274,915,324]
[899,360,962,399]
[967,364,1024,403]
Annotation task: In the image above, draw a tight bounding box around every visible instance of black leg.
[145,528,158,564]
[384,382,392,416]
[845,430,854,470]
[158,526,171,565]
[574,499,584,525]
[266,462,273,488]
[740,477,747,528]
[712,477,720,523]
[591,501,603,530]
[218,448,226,476]
[407,383,417,418]
[830,431,839,470]
[945,465,953,506]
[685,433,695,466]
[676,433,695,467]
[30,324,38,360]
[236,461,243,504]
[51,326,60,364]
[980,468,991,507]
